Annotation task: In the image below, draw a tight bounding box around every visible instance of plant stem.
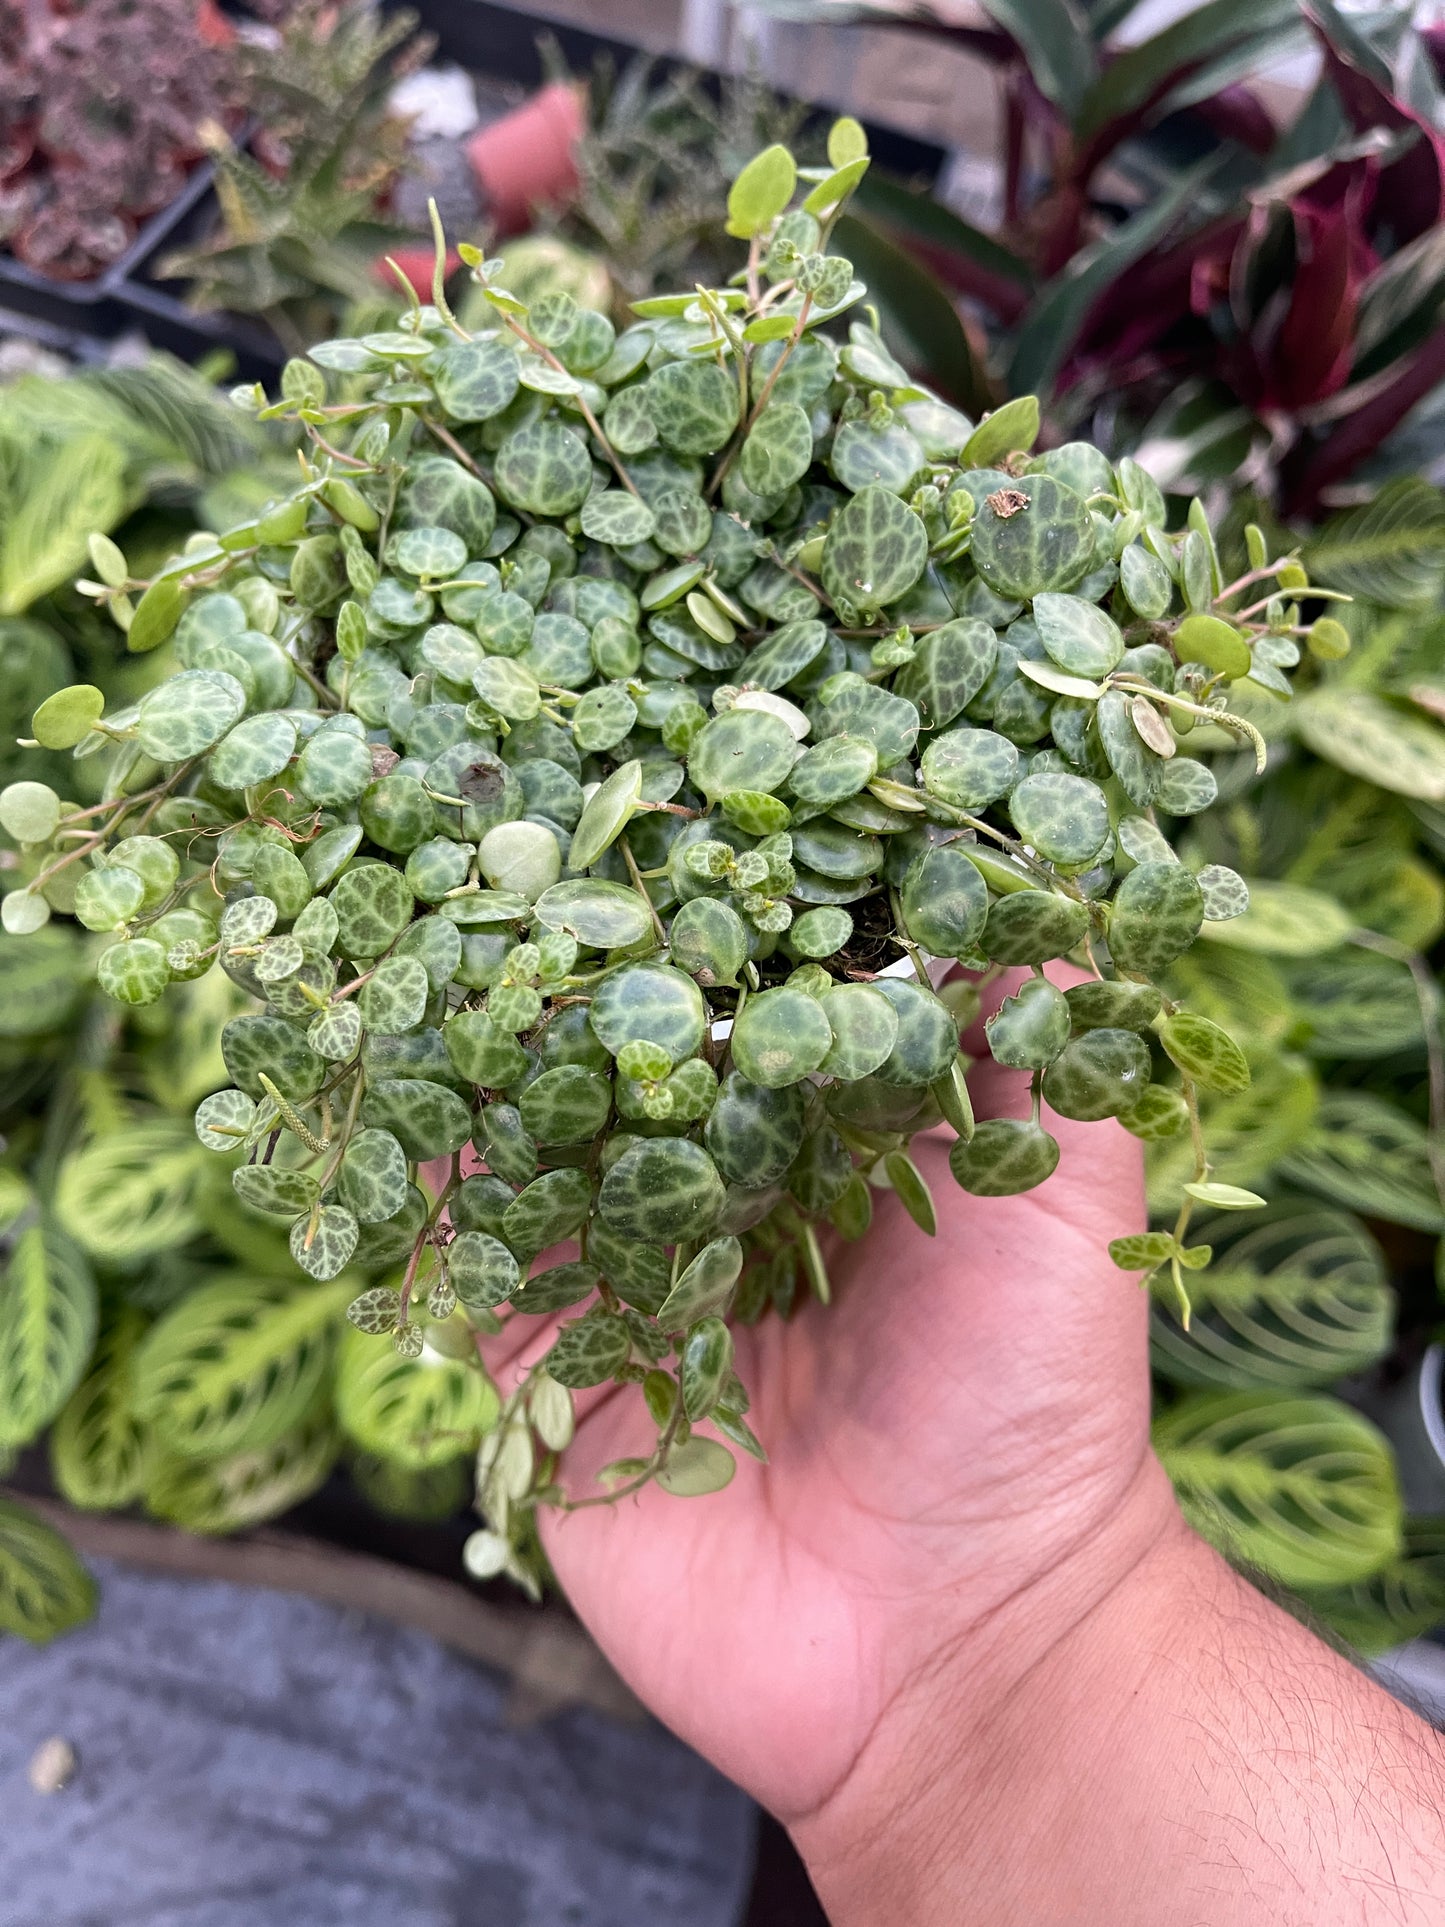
[707,292,814,500]
[619,834,666,946]
[502,314,641,500]
[557,1398,687,1513]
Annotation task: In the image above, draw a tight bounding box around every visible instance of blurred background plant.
[1138,505,1445,1654]
[752,0,1445,515]
[157,0,432,353]
[0,0,243,281]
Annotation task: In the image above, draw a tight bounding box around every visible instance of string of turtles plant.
[0,126,1330,1595]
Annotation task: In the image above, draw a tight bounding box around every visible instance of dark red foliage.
[0,0,245,279]
[850,0,1445,505]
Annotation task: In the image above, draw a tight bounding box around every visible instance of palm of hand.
[536,1055,1153,1824]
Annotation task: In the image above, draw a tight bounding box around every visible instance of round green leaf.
[359,955,431,1036]
[0,781,60,845]
[96,937,170,1006]
[519,1065,612,1145]
[741,402,813,496]
[669,897,749,987]
[433,337,522,422]
[1109,862,1205,975]
[1064,979,1162,1031]
[892,619,997,731]
[899,844,988,959]
[689,709,799,800]
[598,1137,725,1244]
[821,486,928,613]
[501,1166,592,1252]
[646,361,741,456]
[533,879,654,950]
[982,889,1089,965]
[494,419,593,515]
[477,820,562,900]
[136,669,247,761]
[969,475,1092,600]
[788,734,878,806]
[569,760,644,870]
[590,963,706,1066]
[949,1117,1060,1195]
[727,143,797,237]
[361,1078,472,1159]
[730,986,833,1087]
[33,684,104,750]
[1033,593,1124,677]
[817,983,899,1079]
[704,1073,807,1186]
[330,865,415,959]
[1008,771,1110,867]
[449,1231,521,1310]
[789,904,853,959]
[921,726,1019,809]
[985,977,1071,1070]
[1160,1012,1251,1095]
[1175,614,1252,679]
[871,976,958,1086]
[657,1436,736,1496]
[1042,1028,1152,1120]
[339,1129,410,1224]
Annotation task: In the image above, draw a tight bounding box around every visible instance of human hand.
[484,967,1177,1828]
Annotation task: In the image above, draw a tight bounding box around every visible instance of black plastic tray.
[4,2,948,380]
[0,160,215,341]
[400,0,949,183]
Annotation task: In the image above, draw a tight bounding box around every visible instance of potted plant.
[0,126,1330,1631]
[0,0,242,285]
[753,0,1445,514]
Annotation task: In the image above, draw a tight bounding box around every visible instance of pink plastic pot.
[382,245,463,300]
[464,81,585,236]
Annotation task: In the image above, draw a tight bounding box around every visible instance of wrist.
[795,1461,1445,1927]
[791,1448,1188,1920]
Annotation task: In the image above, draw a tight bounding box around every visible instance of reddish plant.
[0,0,243,279]
[765,0,1445,511]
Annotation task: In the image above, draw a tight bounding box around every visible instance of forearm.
[797,1483,1445,1926]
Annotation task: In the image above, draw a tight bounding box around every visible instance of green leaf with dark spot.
[969,474,1092,600]
[1110,862,1205,975]
[597,1137,725,1244]
[949,1116,1059,1195]
[1042,1028,1152,1121]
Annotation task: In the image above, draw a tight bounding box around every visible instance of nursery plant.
[159,0,431,353]
[1142,523,1445,1652]
[759,0,1445,513]
[0,0,242,280]
[0,128,1343,1629]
